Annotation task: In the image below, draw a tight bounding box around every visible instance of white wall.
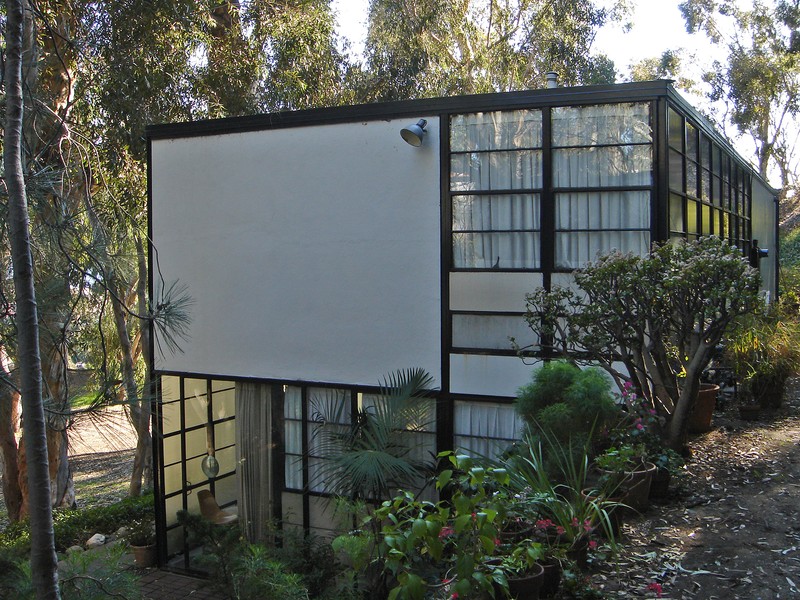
[151,118,442,387]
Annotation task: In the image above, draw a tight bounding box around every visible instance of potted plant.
[494,542,546,599]
[594,443,655,513]
[125,517,156,568]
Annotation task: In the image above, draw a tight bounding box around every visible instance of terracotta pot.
[620,461,656,512]
[131,543,156,568]
[688,383,719,433]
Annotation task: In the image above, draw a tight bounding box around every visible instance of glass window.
[553,146,652,187]
[452,314,536,350]
[450,110,543,270]
[669,193,684,234]
[668,107,683,149]
[552,103,652,146]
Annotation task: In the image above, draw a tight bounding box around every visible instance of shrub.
[0,493,154,553]
[515,361,618,444]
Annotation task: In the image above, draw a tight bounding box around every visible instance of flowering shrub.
[367,452,510,600]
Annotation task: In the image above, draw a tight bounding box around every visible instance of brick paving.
[138,569,218,600]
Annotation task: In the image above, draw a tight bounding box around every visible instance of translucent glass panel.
[283,386,303,490]
[451,110,543,151]
[306,387,351,494]
[552,103,652,146]
[553,146,652,187]
[454,400,523,459]
[451,152,543,191]
[554,191,650,269]
[452,314,536,350]
[450,110,543,271]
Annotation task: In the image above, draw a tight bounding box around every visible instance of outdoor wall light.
[401,119,427,146]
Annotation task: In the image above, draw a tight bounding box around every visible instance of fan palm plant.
[309,368,437,501]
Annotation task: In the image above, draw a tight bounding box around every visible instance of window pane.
[454,401,523,459]
[453,232,540,269]
[552,103,651,146]
[701,203,712,235]
[452,314,536,350]
[453,194,540,232]
[686,160,698,198]
[668,107,683,149]
[451,151,543,191]
[669,193,684,233]
[553,146,652,187]
[669,148,684,192]
[687,199,698,235]
[555,231,651,268]
[686,122,698,158]
[555,191,650,230]
[451,110,543,151]
[701,169,711,202]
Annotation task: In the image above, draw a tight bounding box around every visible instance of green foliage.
[124,516,155,547]
[361,0,630,101]
[502,434,621,550]
[0,545,141,600]
[0,493,154,553]
[309,368,437,501]
[724,308,800,405]
[365,452,512,600]
[229,545,309,600]
[523,237,762,446]
[515,361,619,443]
[59,544,142,600]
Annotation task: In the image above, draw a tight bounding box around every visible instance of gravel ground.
[590,381,800,599]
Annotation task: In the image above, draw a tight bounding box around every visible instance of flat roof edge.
[146,80,674,141]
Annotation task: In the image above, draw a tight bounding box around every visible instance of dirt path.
[594,385,800,599]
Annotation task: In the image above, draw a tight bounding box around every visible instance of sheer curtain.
[451,110,543,269]
[453,401,523,459]
[551,103,653,268]
[236,383,272,543]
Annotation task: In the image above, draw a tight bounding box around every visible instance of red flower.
[556,526,565,535]
[588,540,598,550]
[439,526,455,540]
[647,582,663,598]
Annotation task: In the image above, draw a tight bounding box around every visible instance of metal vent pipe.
[545,71,559,88]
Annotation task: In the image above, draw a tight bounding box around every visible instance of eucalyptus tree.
[680,0,800,188]
[3,0,61,595]
[360,0,631,101]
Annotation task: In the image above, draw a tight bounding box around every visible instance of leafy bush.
[515,361,618,444]
[0,544,141,600]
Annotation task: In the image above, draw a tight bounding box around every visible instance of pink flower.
[588,540,598,549]
[535,519,554,530]
[439,526,454,540]
[583,519,593,532]
[451,594,459,599]
[636,423,644,430]
[647,582,663,598]
[556,526,565,535]
[571,517,579,527]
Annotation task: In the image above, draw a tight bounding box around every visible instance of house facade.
[147,80,778,571]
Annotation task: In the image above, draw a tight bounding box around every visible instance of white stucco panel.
[151,118,442,386]
[449,354,538,398]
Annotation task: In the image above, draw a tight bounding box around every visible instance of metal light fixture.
[401,119,427,147]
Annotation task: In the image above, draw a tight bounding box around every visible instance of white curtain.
[236,383,272,543]
[453,401,523,459]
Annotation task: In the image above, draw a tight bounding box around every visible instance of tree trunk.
[0,347,23,522]
[3,0,62,596]
[130,236,153,495]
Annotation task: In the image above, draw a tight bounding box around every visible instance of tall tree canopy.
[360,0,632,101]
[679,0,800,188]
